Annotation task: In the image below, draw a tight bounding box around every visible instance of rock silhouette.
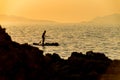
[0,26,112,80]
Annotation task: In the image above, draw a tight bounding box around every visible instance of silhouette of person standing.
[42,30,46,46]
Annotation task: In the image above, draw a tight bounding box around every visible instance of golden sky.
[0,0,120,22]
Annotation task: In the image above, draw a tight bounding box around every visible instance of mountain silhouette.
[1,14,120,24]
[89,13,120,24]
[0,15,57,24]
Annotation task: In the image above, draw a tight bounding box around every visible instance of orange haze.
[0,0,120,22]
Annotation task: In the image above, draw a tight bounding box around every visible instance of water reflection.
[3,24,120,59]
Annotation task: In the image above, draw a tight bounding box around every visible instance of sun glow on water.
[3,24,120,59]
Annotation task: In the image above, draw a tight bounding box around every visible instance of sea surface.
[2,23,120,59]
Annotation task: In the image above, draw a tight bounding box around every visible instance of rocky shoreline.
[0,26,118,80]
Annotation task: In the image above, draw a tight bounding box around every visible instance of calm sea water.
[2,23,120,59]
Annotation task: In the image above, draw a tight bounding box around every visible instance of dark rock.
[0,25,112,80]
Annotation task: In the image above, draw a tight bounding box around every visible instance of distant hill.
[89,14,120,24]
[1,14,120,25]
[0,15,57,24]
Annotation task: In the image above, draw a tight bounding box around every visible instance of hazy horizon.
[0,13,120,24]
[0,0,120,23]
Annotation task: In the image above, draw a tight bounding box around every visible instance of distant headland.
[0,14,57,24]
[0,13,120,24]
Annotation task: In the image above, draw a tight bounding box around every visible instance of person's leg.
[42,38,45,46]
